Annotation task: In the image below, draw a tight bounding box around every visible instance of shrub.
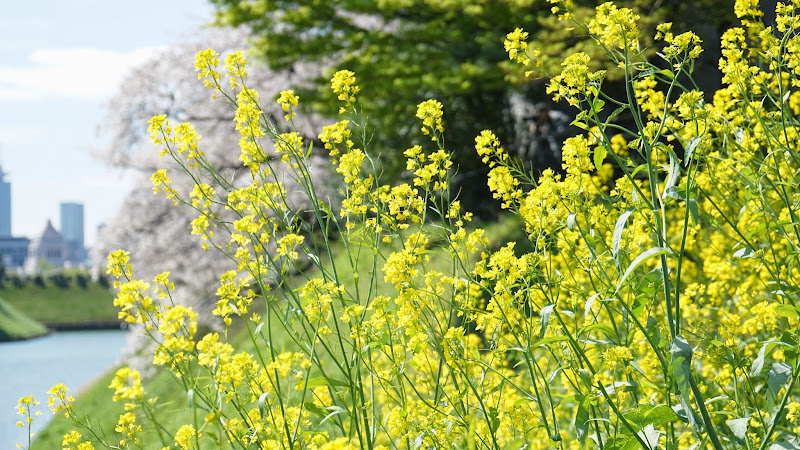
[22,2,800,449]
[10,274,25,289]
[48,272,72,290]
[75,273,90,289]
[32,275,45,289]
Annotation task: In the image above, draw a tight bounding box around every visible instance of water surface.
[0,330,128,448]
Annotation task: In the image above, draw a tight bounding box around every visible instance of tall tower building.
[60,202,86,264]
[0,166,10,237]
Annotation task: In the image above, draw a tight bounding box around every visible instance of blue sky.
[0,0,214,247]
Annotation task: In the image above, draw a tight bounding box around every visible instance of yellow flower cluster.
[656,22,703,62]
[213,270,254,326]
[546,53,605,107]
[330,69,359,113]
[114,412,142,446]
[274,131,304,164]
[15,396,40,432]
[276,89,299,121]
[195,48,221,91]
[504,28,529,65]
[108,367,144,404]
[319,119,352,159]
[61,431,94,450]
[415,99,444,139]
[587,2,640,53]
[173,424,199,449]
[47,383,74,418]
[225,50,247,88]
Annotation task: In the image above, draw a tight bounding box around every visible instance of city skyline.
[0,190,88,270]
[0,164,10,237]
[0,0,213,247]
[0,162,86,242]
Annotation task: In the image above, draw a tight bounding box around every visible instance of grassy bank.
[0,283,119,328]
[0,297,48,341]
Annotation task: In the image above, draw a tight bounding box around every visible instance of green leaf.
[661,150,681,199]
[684,136,701,165]
[604,105,629,126]
[488,406,501,433]
[571,118,589,130]
[625,404,679,429]
[767,362,792,407]
[575,395,591,444]
[770,441,800,449]
[616,247,673,293]
[670,336,693,389]
[613,208,634,260]
[578,322,617,340]
[259,392,269,417]
[604,435,638,450]
[663,185,684,200]
[670,336,700,430]
[540,304,555,338]
[535,335,570,347]
[304,402,348,424]
[688,198,699,224]
[776,304,800,318]
[646,316,664,348]
[303,401,327,419]
[318,405,348,425]
[467,415,477,450]
[733,246,753,258]
[584,293,600,318]
[727,417,749,442]
[744,220,791,241]
[594,145,607,170]
[638,424,661,450]
[659,68,675,79]
[751,342,768,377]
[631,296,647,318]
[567,212,577,230]
[672,400,702,430]
[590,99,605,115]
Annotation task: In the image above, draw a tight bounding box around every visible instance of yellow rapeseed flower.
[276,89,299,121]
[588,2,640,53]
[331,70,359,113]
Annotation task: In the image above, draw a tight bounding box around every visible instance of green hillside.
[0,296,47,341]
[0,283,119,328]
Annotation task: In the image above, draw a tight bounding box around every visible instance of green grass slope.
[0,296,48,341]
[0,284,119,328]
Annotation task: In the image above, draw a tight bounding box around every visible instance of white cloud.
[0,46,164,102]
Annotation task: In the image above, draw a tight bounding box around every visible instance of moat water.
[0,330,128,448]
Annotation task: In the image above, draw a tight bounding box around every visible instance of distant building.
[0,165,10,237]
[60,202,87,264]
[0,236,29,270]
[24,220,68,272]
[0,165,29,270]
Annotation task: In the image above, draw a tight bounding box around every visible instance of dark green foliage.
[48,272,71,289]
[75,273,90,289]
[210,0,736,215]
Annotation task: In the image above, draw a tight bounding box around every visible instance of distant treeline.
[0,267,109,290]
